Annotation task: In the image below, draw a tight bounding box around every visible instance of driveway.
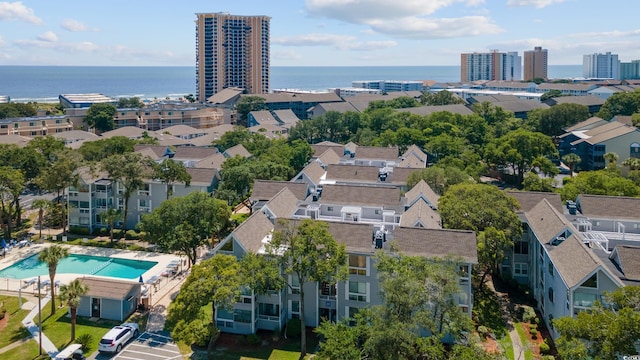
[111,332,181,360]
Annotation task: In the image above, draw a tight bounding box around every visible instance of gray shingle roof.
[399,201,442,229]
[506,191,563,214]
[231,212,274,253]
[316,148,342,165]
[405,180,440,209]
[354,146,398,161]
[263,188,300,219]
[576,194,640,221]
[326,164,379,182]
[298,161,325,185]
[525,198,569,244]
[273,219,375,254]
[251,180,309,202]
[320,184,401,207]
[397,104,474,116]
[611,245,640,281]
[224,144,252,158]
[546,234,603,288]
[184,167,217,186]
[311,143,343,157]
[393,227,477,263]
[80,277,138,300]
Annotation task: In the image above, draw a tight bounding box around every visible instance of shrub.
[286,318,301,338]
[530,327,538,339]
[112,229,123,239]
[69,226,90,235]
[75,333,93,352]
[125,230,139,240]
[541,356,555,360]
[521,305,537,323]
[477,326,490,338]
[539,340,551,355]
[247,333,260,345]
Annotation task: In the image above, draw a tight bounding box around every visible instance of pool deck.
[0,242,183,302]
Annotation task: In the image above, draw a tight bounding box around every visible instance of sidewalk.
[21,295,60,358]
[146,270,189,332]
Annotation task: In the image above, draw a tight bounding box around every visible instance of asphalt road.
[90,332,181,360]
[19,190,57,210]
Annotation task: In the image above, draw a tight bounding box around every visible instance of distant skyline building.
[583,52,620,79]
[523,46,548,81]
[195,12,271,102]
[619,60,640,80]
[460,50,521,82]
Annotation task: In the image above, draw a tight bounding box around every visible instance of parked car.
[98,323,139,353]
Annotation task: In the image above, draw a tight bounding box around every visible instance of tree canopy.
[596,89,640,120]
[525,103,590,137]
[139,191,231,266]
[84,103,117,132]
[0,102,37,119]
[268,219,348,358]
[560,170,640,201]
[235,96,266,127]
[420,90,465,106]
[117,97,144,108]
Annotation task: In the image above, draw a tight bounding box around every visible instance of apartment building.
[212,179,476,335]
[351,80,424,92]
[0,115,73,136]
[503,192,640,338]
[620,60,640,80]
[460,50,521,82]
[523,47,548,81]
[583,52,620,79]
[195,13,270,101]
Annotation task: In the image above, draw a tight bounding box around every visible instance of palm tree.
[32,199,51,239]
[604,152,619,170]
[562,153,581,177]
[59,279,89,340]
[38,245,69,314]
[100,208,123,242]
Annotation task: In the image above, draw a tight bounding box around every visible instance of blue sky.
[0,0,638,67]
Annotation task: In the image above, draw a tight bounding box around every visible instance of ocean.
[0,65,583,103]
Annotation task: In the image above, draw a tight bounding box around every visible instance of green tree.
[0,166,25,238]
[101,152,146,232]
[38,245,69,314]
[596,89,640,120]
[149,159,191,199]
[268,219,348,359]
[0,102,37,119]
[78,136,136,162]
[26,135,65,163]
[539,89,563,102]
[84,103,117,132]
[484,129,558,184]
[100,208,123,242]
[58,278,89,341]
[525,103,590,136]
[438,183,521,284]
[522,172,554,192]
[184,94,196,103]
[32,198,51,239]
[0,144,46,183]
[117,97,144,108]
[554,286,640,360]
[405,166,470,195]
[560,170,640,201]
[562,153,582,176]
[139,191,231,266]
[235,96,266,127]
[604,151,619,171]
[420,90,465,106]
[167,254,242,356]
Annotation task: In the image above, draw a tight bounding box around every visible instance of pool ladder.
[89,259,113,275]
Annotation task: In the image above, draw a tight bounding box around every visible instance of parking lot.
[93,332,182,360]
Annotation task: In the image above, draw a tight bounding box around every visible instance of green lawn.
[0,339,49,360]
[514,323,534,360]
[498,333,514,360]
[0,295,32,349]
[41,305,121,354]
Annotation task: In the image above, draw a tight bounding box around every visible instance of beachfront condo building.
[620,60,640,80]
[523,46,548,81]
[583,52,620,79]
[460,50,521,82]
[195,13,271,102]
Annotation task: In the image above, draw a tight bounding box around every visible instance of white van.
[54,344,85,360]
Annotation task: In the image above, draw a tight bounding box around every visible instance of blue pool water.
[0,254,157,280]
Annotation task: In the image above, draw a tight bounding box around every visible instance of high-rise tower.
[523,46,548,81]
[195,13,270,102]
[460,50,521,82]
[583,52,620,79]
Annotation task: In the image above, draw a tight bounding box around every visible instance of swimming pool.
[0,254,157,280]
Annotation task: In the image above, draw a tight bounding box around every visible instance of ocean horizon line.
[0,64,584,68]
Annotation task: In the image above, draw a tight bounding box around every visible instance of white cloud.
[339,40,397,51]
[305,0,503,39]
[37,31,57,42]
[273,33,356,47]
[368,16,503,39]
[306,0,466,23]
[14,39,99,53]
[506,0,565,8]
[0,35,5,46]
[0,1,41,24]
[272,49,303,61]
[61,18,89,32]
[568,29,640,39]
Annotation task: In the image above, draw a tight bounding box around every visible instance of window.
[320,282,337,297]
[117,198,124,210]
[258,303,279,318]
[138,199,151,212]
[79,201,90,209]
[548,262,554,277]
[374,209,380,215]
[514,241,529,255]
[348,255,367,275]
[233,309,251,323]
[79,217,90,225]
[347,307,359,326]
[220,240,233,252]
[458,265,469,278]
[290,274,300,294]
[548,287,554,303]
[581,273,597,288]
[514,263,529,276]
[348,281,368,302]
[138,183,150,196]
[290,300,300,319]
[327,206,334,212]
